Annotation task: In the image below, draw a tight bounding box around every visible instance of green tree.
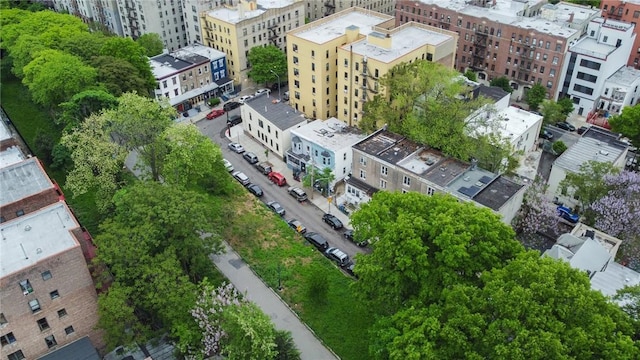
[489,76,513,93]
[91,55,151,96]
[97,281,151,350]
[58,89,118,129]
[350,192,523,315]
[615,284,640,322]
[552,140,567,155]
[557,97,575,116]
[221,302,278,360]
[100,37,156,92]
[247,45,287,85]
[463,69,477,82]
[373,252,637,360]
[56,31,106,62]
[22,49,97,108]
[609,104,640,146]
[273,330,301,360]
[302,166,335,197]
[136,33,164,57]
[560,160,620,217]
[525,83,547,111]
[540,100,565,125]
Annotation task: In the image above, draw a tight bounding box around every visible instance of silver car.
[228,142,245,153]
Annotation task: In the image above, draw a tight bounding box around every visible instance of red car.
[206,109,225,120]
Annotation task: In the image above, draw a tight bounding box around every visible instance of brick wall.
[1,190,61,222]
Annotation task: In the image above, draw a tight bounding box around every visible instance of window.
[49,290,60,300]
[64,326,75,335]
[552,56,559,65]
[427,187,435,196]
[381,166,388,176]
[16,209,24,217]
[57,309,67,318]
[380,179,387,189]
[19,280,33,295]
[37,318,50,331]
[29,299,41,313]
[573,84,594,95]
[45,335,57,348]
[580,59,601,70]
[403,176,411,186]
[359,170,366,179]
[1,332,16,346]
[7,350,24,360]
[359,156,367,165]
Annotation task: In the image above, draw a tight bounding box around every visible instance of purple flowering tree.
[514,177,559,249]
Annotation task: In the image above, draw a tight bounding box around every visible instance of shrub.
[208,97,221,107]
[552,140,567,155]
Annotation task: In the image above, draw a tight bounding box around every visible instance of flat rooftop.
[354,130,420,164]
[554,128,627,173]
[0,157,53,207]
[346,23,453,63]
[416,0,599,38]
[591,262,640,301]
[607,66,640,87]
[292,118,365,151]
[290,7,393,44]
[150,53,208,79]
[205,0,297,24]
[245,93,307,130]
[447,166,497,198]
[570,36,618,60]
[0,117,11,142]
[0,146,25,169]
[473,176,524,211]
[474,106,542,144]
[0,202,80,278]
[176,44,226,61]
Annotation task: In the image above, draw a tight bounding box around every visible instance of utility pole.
[269,69,281,101]
[309,153,314,200]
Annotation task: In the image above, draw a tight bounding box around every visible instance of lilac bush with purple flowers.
[515,178,559,242]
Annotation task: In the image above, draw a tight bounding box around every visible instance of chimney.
[568,12,574,23]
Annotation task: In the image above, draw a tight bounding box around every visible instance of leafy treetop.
[247,45,287,85]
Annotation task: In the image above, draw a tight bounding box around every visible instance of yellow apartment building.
[201,0,305,86]
[286,7,457,126]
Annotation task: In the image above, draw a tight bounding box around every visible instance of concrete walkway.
[211,243,339,360]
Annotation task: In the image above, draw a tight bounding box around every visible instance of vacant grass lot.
[225,194,374,360]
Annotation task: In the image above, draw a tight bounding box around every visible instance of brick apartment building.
[395,0,600,100]
[601,0,640,69]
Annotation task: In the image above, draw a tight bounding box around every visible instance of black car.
[303,232,329,250]
[223,101,241,111]
[577,126,590,135]
[540,129,553,140]
[345,262,358,279]
[266,201,285,216]
[343,229,369,247]
[555,121,576,131]
[246,183,263,197]
[322,213,343,230]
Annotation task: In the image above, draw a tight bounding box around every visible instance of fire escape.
[360,56,379,119]
[607,4,625,20]
[517,39,533,82]
[268,21,279,47]
[324,0,335,16]
[471,28,488,71]
[123,0,139,38]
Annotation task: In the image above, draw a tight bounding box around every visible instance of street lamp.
[269,69,281,101]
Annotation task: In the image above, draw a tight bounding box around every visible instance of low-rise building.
[241,92,307,159]
[547,126,628,202]
[346,128,525,223]
[286,118,366,188]
[595,66,640,117]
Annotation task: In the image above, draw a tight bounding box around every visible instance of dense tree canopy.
[91,55,151,96]
[525,83,547,111]
[540,100,566,125]
[136,33,164,57]
[57,89,118,130]
[609,104,640,146]
[99,37,156,93]
[560,160,619,216]
[247,45,287,85]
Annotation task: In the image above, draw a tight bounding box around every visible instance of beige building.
[304,0,396,22]
[201,0,305,86]
[286,7,457,125]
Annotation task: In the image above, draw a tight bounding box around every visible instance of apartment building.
[600,0,640,69]
[201,0,305,85]
[305,0,396,22]
[150,45,233,111]
[395,0,601,101]
[241,92,308,159]
[346,128,525,223]
[115,0,188,52]
[596,66,640,117]
[558,17,635,116]
[90,0,124,36]
[182,0,225,44]
[286,7,395,121]
[52,0,94,22]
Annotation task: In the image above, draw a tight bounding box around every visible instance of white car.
[223,158,234,172]
[254,88,270,96]
[238,95,253,104]
[228,142,245,153]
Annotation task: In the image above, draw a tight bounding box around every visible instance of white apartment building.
[596,66,640,117]
[558,17,636,116]
[90,0,124,36]
[115,0,188,52]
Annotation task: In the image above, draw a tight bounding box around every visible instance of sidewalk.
[211,242,339,360]
[223,123,352,228]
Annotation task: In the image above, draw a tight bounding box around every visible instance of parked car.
[324,247,351,267]
[322,213,343,230]
[255,88,270,96]
[271,82,286,90]
[555,121,576,131]
[223,101,241,111]
[243,152,259,164]
[228,142,245,153]
[268,171,287,186]
[256,162,273,175]
[343,229,369,247]
[540,129,554,140]
[287,219,307,234]
[345,261,358,278]
[266,201,285,216]
[206,109,225,119]
[246,183,263,197]
[227,114,242,126]
[557,205,579,223]
[303,232,329,250]
[283,91,290,101]
[223,158,234,172]
[232,171,250,186]
[239,95,253,104]
[577,126,590,135]
[288,186,308,202]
